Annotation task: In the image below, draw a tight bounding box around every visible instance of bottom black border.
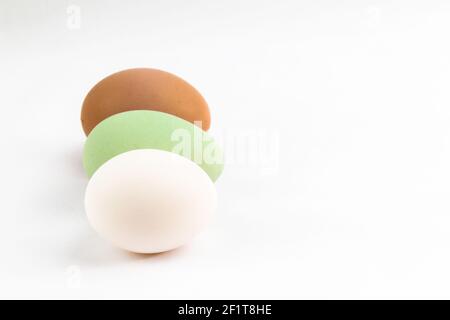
[1,300,448,318]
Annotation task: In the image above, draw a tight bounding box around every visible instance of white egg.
[84,149,217,254]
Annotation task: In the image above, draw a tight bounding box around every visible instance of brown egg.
[81,68,211,135]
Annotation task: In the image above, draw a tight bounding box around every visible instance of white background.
[2,0,450,299]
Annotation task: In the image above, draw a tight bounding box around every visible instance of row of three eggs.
[81,68,224,254]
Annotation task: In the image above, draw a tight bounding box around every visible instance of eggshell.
[83,110,224,182]
[81,68,211,135]
[85,149,217,253]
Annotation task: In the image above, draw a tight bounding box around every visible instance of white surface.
[85,149,217,254]
[2,0,450,299]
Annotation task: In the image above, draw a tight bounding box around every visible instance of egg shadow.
[31,142,87,218]
[55,145,88,217]
[65,145,86,177]
[65,227,191,267]
[124,245,191,261]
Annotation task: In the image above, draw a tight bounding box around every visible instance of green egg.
[83,110,224,182]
